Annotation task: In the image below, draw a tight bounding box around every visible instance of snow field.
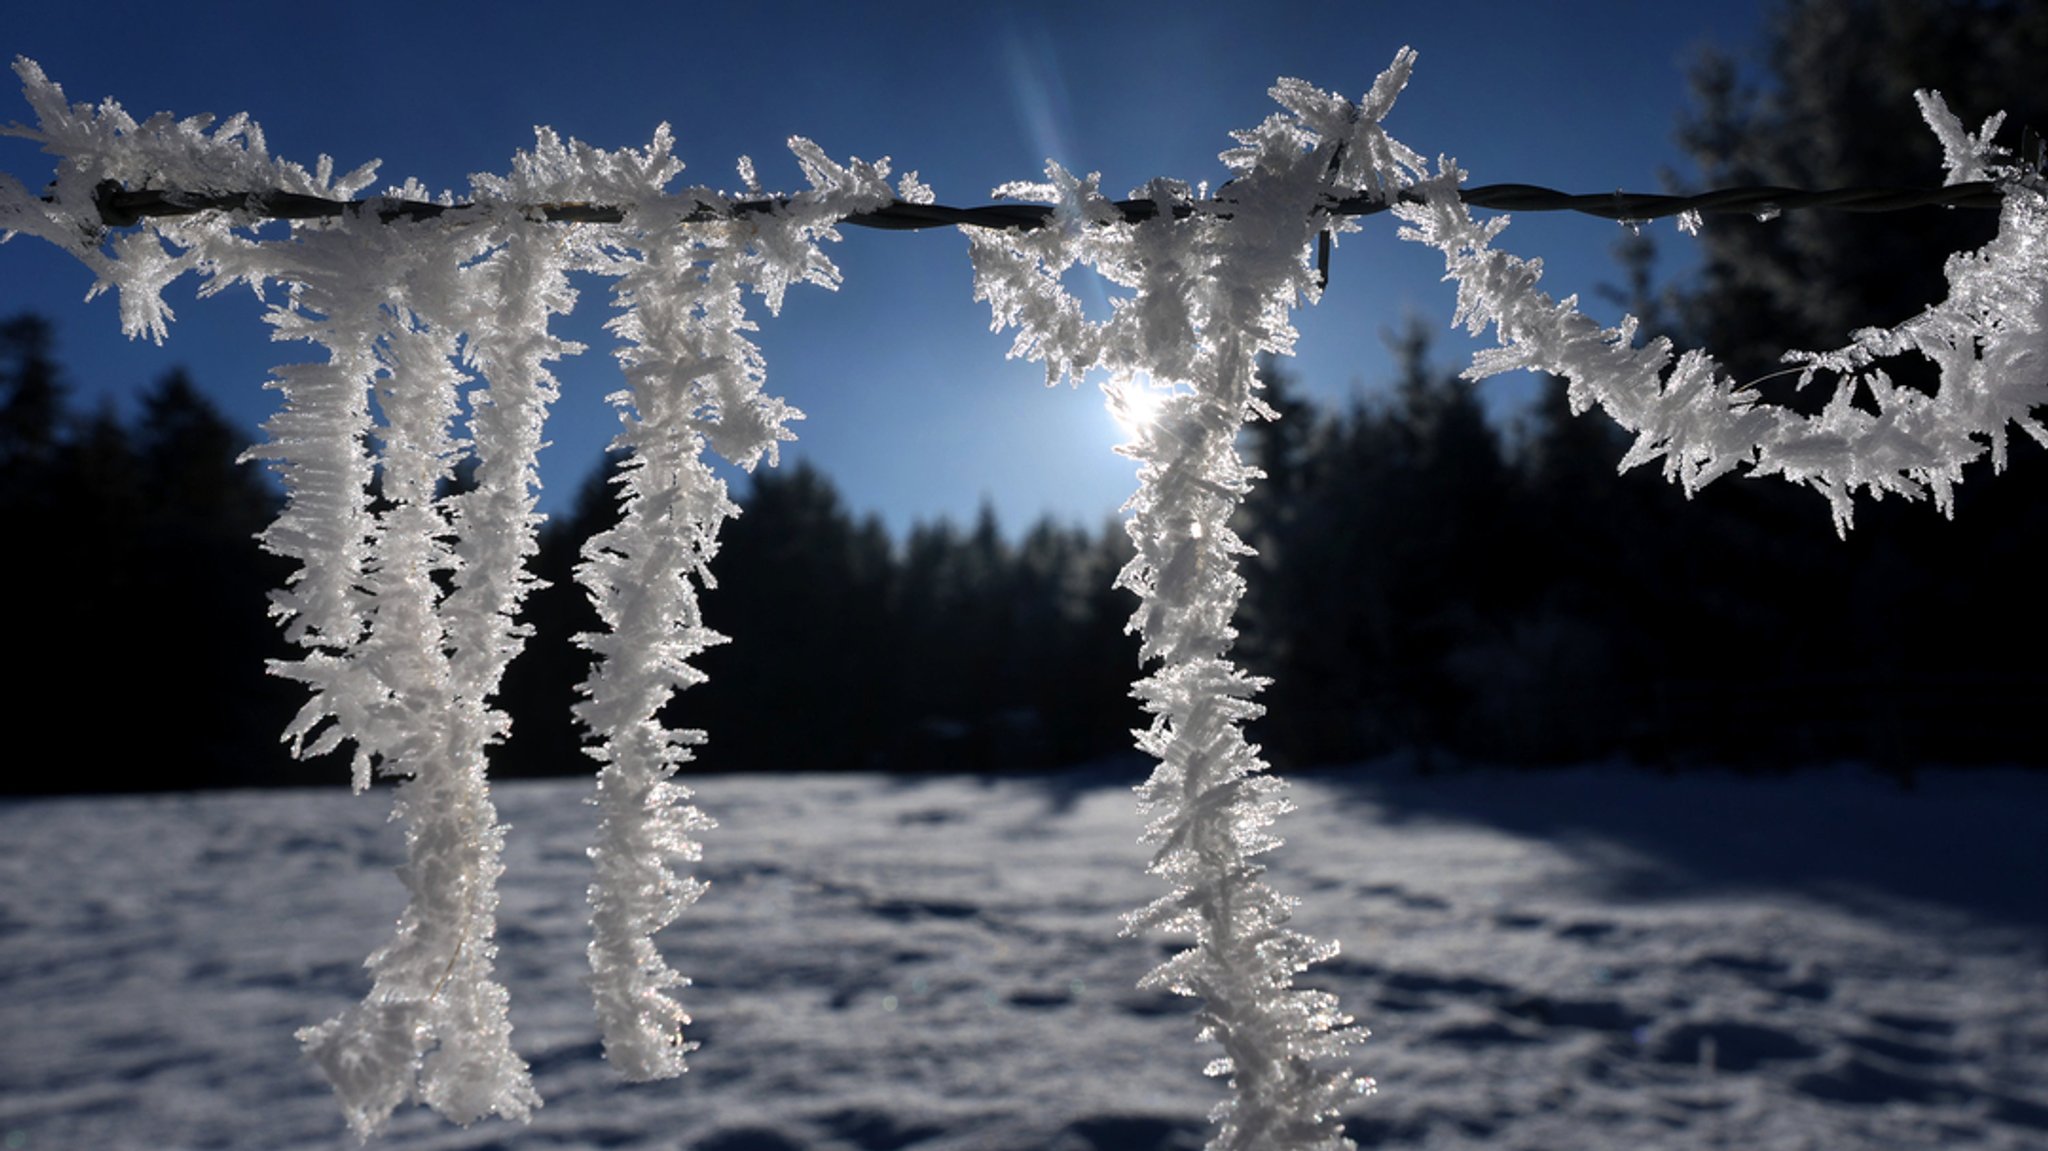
[1,764,2042,1150]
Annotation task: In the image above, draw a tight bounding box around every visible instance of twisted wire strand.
[86,178,2007,231]
[79,178,2012,291]
[1387,180,2007,219]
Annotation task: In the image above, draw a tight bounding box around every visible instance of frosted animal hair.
[4,45,2042,1150]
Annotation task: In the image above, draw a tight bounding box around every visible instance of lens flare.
[1105,376,1171,440]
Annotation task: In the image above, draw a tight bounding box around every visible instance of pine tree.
[1675,0,2048,385]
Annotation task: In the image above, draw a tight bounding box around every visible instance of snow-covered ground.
[1,762,2043,1150]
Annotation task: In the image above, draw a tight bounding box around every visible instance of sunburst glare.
[1104,374,1173,440]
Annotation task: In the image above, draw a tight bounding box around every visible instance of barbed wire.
[87,177,2006,230]
[77,177,2010,290]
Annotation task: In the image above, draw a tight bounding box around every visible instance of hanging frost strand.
[0,63,558,1134]
[572,135,894,1078]
[964,52,1420,1151]
[572,206,736,1078]
[278,221,543,1136]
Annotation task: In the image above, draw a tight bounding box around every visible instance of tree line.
[8,303,2048,795]
[1239,336,2048,774]
[488,451,1142,781]
[0,316,1148,793]
[0,314,303,793]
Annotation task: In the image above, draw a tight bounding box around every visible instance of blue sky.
[1,1,1765,538]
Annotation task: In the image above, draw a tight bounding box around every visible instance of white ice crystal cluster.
[965,54,1421,1151]
[1394,91,2048,536]
[0,58,889,1136]
[570,135,892,1083]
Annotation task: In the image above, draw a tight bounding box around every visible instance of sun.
[1104,375,1172,440]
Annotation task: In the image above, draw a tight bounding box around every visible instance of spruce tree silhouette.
[1,319,291,793]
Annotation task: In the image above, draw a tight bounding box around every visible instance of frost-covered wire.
[1394,91,2048,535]
[7,45,2046,1149]
[0,56,890,1133]
[78,168,2010,233]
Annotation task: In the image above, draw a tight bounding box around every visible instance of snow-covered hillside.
[2,763,2043,1150]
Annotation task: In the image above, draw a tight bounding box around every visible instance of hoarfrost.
[573,135,892,1080]
[6,44,2044,1151]
[964,52,1415,1151]
[1394,90,2048,536]
[0,58,889,1134]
